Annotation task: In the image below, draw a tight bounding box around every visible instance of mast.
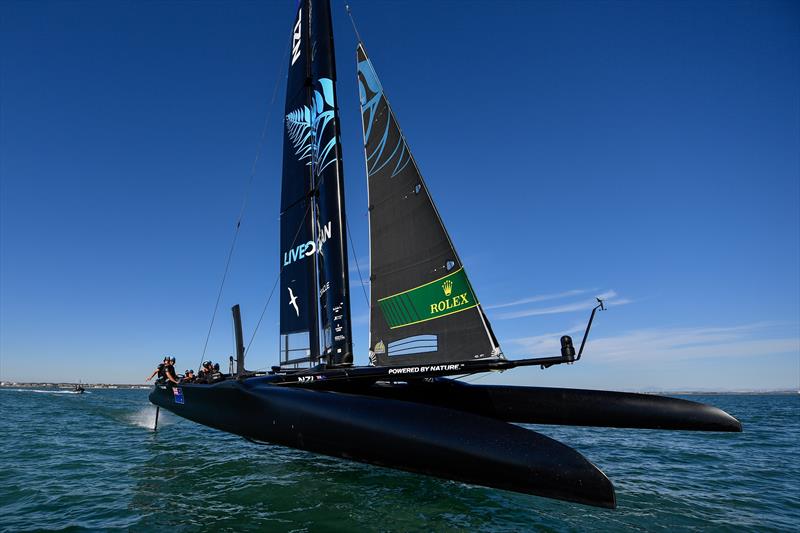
[311,0,353,366]
[280,0,352,367]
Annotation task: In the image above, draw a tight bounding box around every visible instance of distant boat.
[151,0,741,509]
[74,382,85,394]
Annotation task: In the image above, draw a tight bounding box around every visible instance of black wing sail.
[280,0,353,367]
[357,44,502,366]
[280,0,319,367]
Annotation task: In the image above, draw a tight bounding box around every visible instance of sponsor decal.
[387,364,464,375]
[172,387,184,405]
[374,340,386,354]
[297,374,328,384]
[283,221,332,266]
[377,268,478,329]
[287,287,300,317]
[319,281,330,297]
[291,8,302,66]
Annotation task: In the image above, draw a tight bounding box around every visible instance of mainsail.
[357,44,501,366]
[280,0,353,367]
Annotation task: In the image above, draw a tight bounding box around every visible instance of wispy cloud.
[352,312,370,325]
[349,257,369,275]
[349,276,370,287]
[494,290,628,319]
[507,322,799,362]
[348,256,370,289]
[484,288,596,310]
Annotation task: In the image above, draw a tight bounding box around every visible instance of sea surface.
[0,389,797,532]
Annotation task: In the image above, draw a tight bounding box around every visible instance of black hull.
[150,380,616,508]
[336,379,743,432]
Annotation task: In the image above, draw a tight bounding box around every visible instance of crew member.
[208,362,223,383]
[181,369,195,383]
[164,356,180,385]
[145,357,168,382]
[197,361,213,383]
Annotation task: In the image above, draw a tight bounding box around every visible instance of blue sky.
[1,0,798,390]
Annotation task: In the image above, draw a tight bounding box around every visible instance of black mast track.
[311,0,353,366]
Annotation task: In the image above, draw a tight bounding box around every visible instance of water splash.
[128,406,166,430]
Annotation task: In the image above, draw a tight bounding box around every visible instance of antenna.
[542,298,606,369]
[576,298,606,360]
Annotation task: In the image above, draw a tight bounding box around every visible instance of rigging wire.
[244,202,312,357]
[459,372,492,384]
[344,4,363,44]
[346,216,370,308]
[197,40,290,370]
[344,4,370,309]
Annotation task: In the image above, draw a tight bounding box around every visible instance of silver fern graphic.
[286,78,338,176]
[286,107,313,161]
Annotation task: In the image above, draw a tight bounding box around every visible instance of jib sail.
[280,0,353,367]
[356,44,502,366]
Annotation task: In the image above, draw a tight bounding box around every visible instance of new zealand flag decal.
[173,387,184,405]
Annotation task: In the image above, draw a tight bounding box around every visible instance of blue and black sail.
[280,0,352,367]
[356,44,501,366]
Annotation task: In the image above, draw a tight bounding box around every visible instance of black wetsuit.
[165,364,177,384]
[156,363,166,383]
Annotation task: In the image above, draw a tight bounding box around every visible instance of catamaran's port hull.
[149,380,616,508]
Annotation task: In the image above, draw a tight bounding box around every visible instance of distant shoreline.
[0,382,796,395]
[0,382,151,390]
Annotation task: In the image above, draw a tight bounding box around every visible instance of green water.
[0,389,797,531]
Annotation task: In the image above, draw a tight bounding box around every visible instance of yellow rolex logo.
[442,279,453,296]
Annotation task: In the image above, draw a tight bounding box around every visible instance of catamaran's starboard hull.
[334,379,743,432]
[149,380,616,508]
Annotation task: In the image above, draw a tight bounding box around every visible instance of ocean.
[0,389,797,532]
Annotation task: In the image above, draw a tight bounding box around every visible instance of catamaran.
[150,0,741,509]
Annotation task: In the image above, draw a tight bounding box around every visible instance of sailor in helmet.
[163,356,180,385]
[197,361,212,383]
[181,369,196,383]
[146,357,169,383]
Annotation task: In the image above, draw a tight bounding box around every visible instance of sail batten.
[357,44,501,366]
